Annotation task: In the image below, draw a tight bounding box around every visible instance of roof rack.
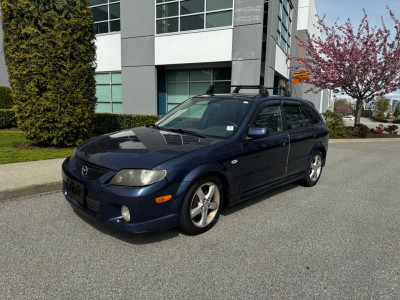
[206,85,291,97]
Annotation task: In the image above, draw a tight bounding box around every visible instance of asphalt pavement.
[1,141,400,299]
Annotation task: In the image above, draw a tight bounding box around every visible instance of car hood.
[75,127,222,170]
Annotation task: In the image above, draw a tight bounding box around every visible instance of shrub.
[0,109,17,128]
[393,119,400,124]
[0,87,13,109]
[384,125,399,134]
[94,114,161,134]
[354,124,370,138]
[1,0,96,146]
[322,111,347,137]
[370,116,389,123]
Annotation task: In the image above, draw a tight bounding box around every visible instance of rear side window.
[284,105,304,130]
[252,105,283,134]
[301,104,321,125]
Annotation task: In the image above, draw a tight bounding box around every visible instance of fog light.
[121,205,131,222]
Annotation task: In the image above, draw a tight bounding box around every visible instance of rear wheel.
[179,176,223,235]
[302,150,323,187]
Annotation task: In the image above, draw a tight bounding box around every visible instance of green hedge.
[93,113,161,134]
[370,116,389,123]
[0,87,13,109]
[0,109,17,128]
[0,110,161,133]
[393,119,400,124]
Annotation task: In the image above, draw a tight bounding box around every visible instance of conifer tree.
[1,0,96,146]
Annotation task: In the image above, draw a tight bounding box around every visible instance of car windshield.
[155,97,252,138]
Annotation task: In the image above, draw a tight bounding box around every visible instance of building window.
[89,0,120,34]
[156,0,233,34]
[95,72,122,113]
[166,67,231,112]
[276,0,293,54]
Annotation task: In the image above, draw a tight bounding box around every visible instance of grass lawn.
[0,130,74,164]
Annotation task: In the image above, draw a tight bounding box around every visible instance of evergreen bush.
[322,111,347,137]
[0,109,17,128]
[0,86,13,109]
[0,0,96,146]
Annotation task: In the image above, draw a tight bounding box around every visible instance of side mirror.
[248,127,269,138]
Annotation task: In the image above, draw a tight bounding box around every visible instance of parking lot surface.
[1,142,399,299]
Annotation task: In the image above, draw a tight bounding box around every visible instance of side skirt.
[227,172,305,207]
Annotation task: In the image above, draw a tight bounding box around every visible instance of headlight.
[110,169,167,187]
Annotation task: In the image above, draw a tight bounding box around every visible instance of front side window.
[156,0,233,34]
[253,105,283,134]
[156,97,251,138]
[95,72,122,113]
[90,0,121,34]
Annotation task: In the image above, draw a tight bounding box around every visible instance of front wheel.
[302,150,323,187]
[179,176,223,235]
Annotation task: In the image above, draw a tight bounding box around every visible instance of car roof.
[199,85,317,108]
[194,93,316,108]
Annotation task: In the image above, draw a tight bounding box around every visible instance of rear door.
[240,101,289,193]
[283,101,317,176]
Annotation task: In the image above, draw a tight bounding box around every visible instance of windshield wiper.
[146,123,161,130]
[164,128,207,138]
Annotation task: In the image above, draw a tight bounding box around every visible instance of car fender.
[169,162,231,214]
[309,141,327,166]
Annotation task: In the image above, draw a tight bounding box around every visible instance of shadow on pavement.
[69,182,301,243]
[221,182,300,216]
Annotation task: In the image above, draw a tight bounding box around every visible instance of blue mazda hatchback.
[62,85,329,235]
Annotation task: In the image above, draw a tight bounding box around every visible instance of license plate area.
[67,179,86,206]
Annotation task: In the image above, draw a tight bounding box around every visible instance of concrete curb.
[330,138,400,143]
[0,182,62,201]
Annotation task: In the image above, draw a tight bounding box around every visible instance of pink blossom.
[289,7,400,125]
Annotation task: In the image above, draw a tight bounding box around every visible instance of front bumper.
[61,156,188,233]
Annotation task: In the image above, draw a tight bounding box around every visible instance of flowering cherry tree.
[333,98,353,115]
[292,8,400,125]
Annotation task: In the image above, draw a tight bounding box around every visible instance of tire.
[302,150,323,187]
[179,176,223,235]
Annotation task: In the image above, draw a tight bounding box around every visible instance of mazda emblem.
[81,165,89,176]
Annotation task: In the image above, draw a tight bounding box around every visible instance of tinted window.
[156,98,252,138]
[302,104,321,125]
[253,105,283,134]
[284,104,304,129]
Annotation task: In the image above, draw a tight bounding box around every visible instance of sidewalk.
[0,158,64,201]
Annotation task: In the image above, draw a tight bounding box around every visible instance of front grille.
[87,197,100,213]
[75,157,111,179]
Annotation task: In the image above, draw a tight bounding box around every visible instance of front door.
[240,102,289,193]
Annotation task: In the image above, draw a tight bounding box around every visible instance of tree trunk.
[354,99,363,126]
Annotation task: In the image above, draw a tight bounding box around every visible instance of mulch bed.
[13,142,75,150]
[0,127,19,131]
[332,133,400,139]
